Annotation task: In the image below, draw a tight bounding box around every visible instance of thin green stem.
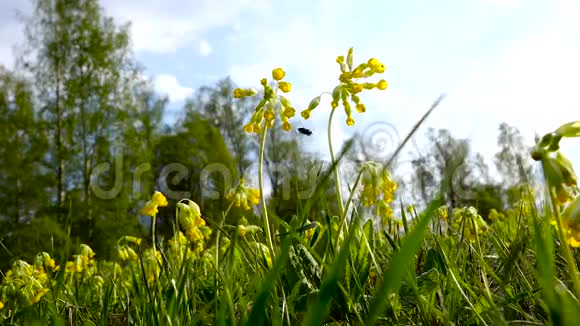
[259,125,275,258]
[328,106,345,216]
[151,215,156,257]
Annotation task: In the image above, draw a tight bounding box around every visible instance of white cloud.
[0,0,269,61]
[0,1,32,69]
[199,39,212,56]
[432,13,580,168]
[153,74,194,103]
[101,0,270,54]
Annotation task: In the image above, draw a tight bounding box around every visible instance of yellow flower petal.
[141,201,158,217]
[152,191,168,206]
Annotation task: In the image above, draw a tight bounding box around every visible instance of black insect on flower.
[297,127,313,136]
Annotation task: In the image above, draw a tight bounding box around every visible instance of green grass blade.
[245,236,292,326]
[364,197,442,326]
[302,214,360,326]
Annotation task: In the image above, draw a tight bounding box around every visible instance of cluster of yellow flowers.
[450,206,489,241]
[234,67,296,134]
[116,236,142,261]
[0,251,62,309]
[235,216,262,238]
[561,196,580,247]
[531,121,580,246]
[177,199,212,253]
[437,205,449,221]
[301,48,388,126]
[167,231,194,262]
[359,162,398,224]
[65,244,96,274]
[141,191,168,217]
[226,178,260,210]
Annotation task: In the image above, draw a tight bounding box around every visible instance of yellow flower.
[234,88,244,98]
[278,81,292,93]
[186,228,203,242]
[227,178,261,210]
[234,67,296,134]
[304,222,319,241]
[373,63,386,73]
[234,88,258,98]
[304,48,389,127]
[377,79,388,90]
[377,200,394,224]
[283,106,295,118]
[346,116,355,126]
[361,162,398,207]
[141,200,158,217]
[238,225,248,237]
[152,191,168,206]
[117,247,129,260]
[282,120,291,131]
[451,207,488,241]
[264,109,275,121]
[272,67,286,81]
[121,236,142,245]
[32,288,49,303]
[438,205,449,221]
[177,199,212,245]
[65,261,76,273]
[80,244,95,259]
[562,196,580,246]
[0,301,4,310]
[351,83,363,93]
[141,191,168,217]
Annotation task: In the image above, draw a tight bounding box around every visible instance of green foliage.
[0,217,68,270]
[153,112,238,236]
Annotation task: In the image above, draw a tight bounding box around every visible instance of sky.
[1,0,579,193]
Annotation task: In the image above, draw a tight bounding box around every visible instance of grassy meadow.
[2,48,580,326]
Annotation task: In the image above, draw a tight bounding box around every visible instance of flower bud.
[272,67,286,81]
[278,81,292,93]
[347,47,354,70]
[307,96,321,111]
[555,121,580,138]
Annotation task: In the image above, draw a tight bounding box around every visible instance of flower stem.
[328,106,345,216]
[151,215,157,257]
[259,125,275,258]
